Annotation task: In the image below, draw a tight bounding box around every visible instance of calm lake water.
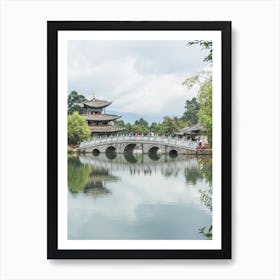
[68,153,212,240]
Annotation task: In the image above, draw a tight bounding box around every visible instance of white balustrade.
[79,135,196,151]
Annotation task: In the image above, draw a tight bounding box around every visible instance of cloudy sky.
[68,40,210,123]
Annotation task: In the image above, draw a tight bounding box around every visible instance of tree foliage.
[114,120,125,127]
[183,70,212,146]
[158,116,185,136]
[181,97,200,125]
[187,40,212,63]
[112,116,186,136]
[198,79,212,146]
[182,40,213,145]
[198,225,212,239]
[68,111,91,145]
[68,91,87,115]
[125,122,132,132]
[135,117,149,127]
[150,122,161,134]
[132,124,150,134]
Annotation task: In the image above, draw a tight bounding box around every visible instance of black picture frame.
[47,21,231,259]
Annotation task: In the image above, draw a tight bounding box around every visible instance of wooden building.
[176,123,207,143]
[83,97,125,137]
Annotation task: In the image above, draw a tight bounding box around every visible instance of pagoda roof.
[84,114,121,121]
[176,123,205,135]
[88,125,126,133]
[83,98,112,108]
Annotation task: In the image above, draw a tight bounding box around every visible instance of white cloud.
[68,40,210,120]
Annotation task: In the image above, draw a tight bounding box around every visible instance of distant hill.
[106,111,163,125]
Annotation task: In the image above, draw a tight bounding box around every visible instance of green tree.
[183,71,212,146]
[159,116,180,136]
[187,40,212,63]
[173,116,186,129]
[181,97,200,125]
[198,79,212,146]
[183,40,213,145]
[132,124,149,135]
[135,118,149,127]
[114,120,125,127]
[68,111,91,145]
[68,91,87,115]
[150,122,160,134]
[125,122,132,133]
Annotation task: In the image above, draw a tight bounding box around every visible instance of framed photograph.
[47,21,231,259]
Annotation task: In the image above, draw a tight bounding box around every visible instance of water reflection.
[197,157,212,211]
[196,157,212,239]
[185,166,203,185]
[68,157,118,197]
[123,152,141,163]
[68,154,213,240]
[148,152,161,161]
[68,157,92,193]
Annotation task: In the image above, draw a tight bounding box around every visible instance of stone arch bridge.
[79,136,197,156]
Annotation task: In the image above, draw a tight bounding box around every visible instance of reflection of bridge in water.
[79,153,200,176]
[79,135,197,156]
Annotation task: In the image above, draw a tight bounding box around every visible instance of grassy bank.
[68,145,80,156]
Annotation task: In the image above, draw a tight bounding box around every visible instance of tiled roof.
[88,125,126,133]
[83,98,112,108]
[177,123,205,134]
[84,114,121,121]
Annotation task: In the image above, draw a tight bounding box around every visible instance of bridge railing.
[79,135,197,150]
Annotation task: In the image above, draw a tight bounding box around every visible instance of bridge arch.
[105,146,117,160]
[92,148,100,156]
[169,149,178,158]
[148,146,160,154]
[123,143,142,154]
[148,152,161,161]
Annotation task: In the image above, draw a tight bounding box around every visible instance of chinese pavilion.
[82,97,125,137]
